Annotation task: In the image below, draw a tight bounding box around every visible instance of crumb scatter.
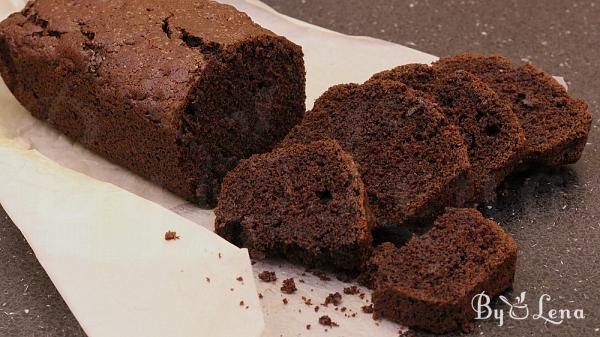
[281,278,297,294]
[164,230,180,241]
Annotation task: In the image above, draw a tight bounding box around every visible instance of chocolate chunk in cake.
[433,53,591,168]
[362,208,518,334]
[214,140,373,272]
[0,0,305,207]
[369,64,525,204]
[279,80,470,229]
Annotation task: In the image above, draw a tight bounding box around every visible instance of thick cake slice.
[362,208,518,334]
[214,140,373,272]
[279,80,470,229]
[0,0,305,207]
[369,64,525,204]
[433,53,592,167]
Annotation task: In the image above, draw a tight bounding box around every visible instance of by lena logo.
[471,291,585,327]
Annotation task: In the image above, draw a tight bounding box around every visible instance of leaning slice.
[363,208,518,334]
[433,53,591,167]
[280,80,470,229]
[369,64,525,203]
[214,140,373,272]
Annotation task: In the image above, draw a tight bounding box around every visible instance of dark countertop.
[1,0,598,336]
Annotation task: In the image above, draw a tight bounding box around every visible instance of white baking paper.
[0,0,459,336]
[0,141,264,337]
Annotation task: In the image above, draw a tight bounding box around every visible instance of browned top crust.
[0,0,306,207]
[0,0,275,127]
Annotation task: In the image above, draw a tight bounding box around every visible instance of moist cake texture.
[369,64,525,204]
[0,0,306,207]
[433,53,591,168]
[280,80,470,229]
[363,208,518,334]
[214,140,373,272]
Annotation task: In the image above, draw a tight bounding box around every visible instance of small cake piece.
[279,80,470,229]
[0,0,306,207]
[369,64,525,203]
[433,53,592,167]
[362,208,518,334]
[214,140,373,272]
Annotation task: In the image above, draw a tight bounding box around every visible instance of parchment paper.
[0,1,562,337]
[0,140,264,337]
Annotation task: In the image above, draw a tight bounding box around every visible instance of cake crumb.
[236,276,244,282]
[258,293,263,299]
[312,270,331,281]
[318,315,338,327]
[362,304,374,313]
[164,230,180,241]
[283,298,288,305]
[306,324,311,330]
[359,293,365,300]
[323,292,342,306]
[314,305,320,312]
[239,300,244,306]
[205,277,210,283]
[281,278,297,294]
[343,286,359,295]
[258,271,277,282]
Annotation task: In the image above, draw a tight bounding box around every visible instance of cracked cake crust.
[0,0,306,207]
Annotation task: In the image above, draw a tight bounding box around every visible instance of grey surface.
[1,0,599,336]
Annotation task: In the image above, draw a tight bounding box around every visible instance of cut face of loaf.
[369,64,525,204]
[362,208,518,334]
[433,53,592,168]
[0,0,306,207]
[279,80,470,230]
[214,140,373,272]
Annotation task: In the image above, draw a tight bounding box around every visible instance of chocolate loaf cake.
[0,0,306,207]
[214,140,373,272]
[433,53,591,168]
[279,80,470,229]
[363,208,518,334]
[369,64,525,204]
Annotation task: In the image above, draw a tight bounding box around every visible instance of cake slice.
[362,208,518,334]
[433,53,592,167]
[279,80,470,230]
[369,64,525,204]
[214,140,373,272]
